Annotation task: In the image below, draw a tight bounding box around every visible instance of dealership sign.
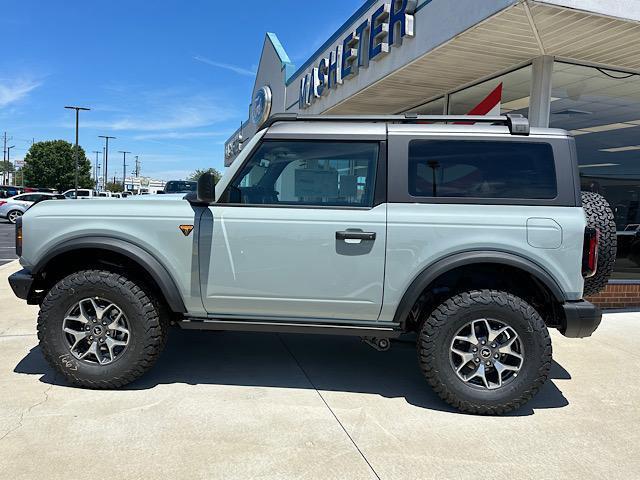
[299,0,417,109]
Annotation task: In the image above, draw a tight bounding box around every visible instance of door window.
[225,141,379,207]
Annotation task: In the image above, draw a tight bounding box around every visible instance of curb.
[0,260,20,273]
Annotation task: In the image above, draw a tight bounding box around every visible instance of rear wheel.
[581,191,617,296]
[37,270,168,388]
[7,210,22,224]
[418,290,551,415]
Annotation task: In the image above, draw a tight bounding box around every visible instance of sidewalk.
[1,260,639,479]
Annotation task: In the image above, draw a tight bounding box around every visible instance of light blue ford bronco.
[9,114,616,414]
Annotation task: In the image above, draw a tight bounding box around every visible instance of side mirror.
[197,172,216,204]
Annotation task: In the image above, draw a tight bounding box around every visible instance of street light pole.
[99,135,116,192]
[65,106,90,197]
[6,145,15,186]
[2,132,6,184]
[118,151,130,191]
[92,150,102,189]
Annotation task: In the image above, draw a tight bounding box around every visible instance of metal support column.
[529,55,554,128]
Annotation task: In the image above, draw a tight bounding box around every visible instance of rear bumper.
[8,268,34,301]
[561,300,602,338]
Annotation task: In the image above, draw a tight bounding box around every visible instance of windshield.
[164,181,197,194]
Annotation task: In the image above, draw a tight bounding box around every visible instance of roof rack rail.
[261,113,530,136]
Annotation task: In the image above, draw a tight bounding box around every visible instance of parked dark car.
[162,180,197,194]
[0,185,21,199]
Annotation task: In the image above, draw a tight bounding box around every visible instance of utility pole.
[92,151,102,189]
[99,135,116,192]
[102,146,106,190]
[6,145,15,186]
[118,151,130,191]
[2,132,6,184]
[65,106,91,197]
[134,155,140,177]
[2,132,12,186]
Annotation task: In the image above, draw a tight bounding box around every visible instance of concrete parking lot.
[0,221,17,266]
[0,261,639,480]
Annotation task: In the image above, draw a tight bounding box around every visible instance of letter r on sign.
[389,0,417,46]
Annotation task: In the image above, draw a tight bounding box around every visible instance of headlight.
[15,217,22,257]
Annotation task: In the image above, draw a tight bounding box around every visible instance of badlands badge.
[179,225,194,237]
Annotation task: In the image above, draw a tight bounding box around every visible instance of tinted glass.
[228,141,379,207]
[16,194,37,202]
[408,140,557,199]
[550,62,640,280]
[164,181,197,193]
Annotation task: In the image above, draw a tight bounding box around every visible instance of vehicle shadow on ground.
[14,329,570,416]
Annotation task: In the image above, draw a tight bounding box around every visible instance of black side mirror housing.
[197,172,216,204]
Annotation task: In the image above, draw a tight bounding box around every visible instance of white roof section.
[535,0,640,22]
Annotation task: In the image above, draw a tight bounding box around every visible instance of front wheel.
[7,210,22,224]
[37,270,168,388]
[418,290,552,415]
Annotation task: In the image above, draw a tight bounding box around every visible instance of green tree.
[0,160,15,177]
[105,181,124,193]
[22,140,93,192]
[187,167,221,184]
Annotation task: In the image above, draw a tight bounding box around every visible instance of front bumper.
[8,268,34,301]
[561,300,602,338]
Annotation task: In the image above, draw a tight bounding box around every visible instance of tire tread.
[581,191,617,296]
[37,269,167,389]
[418,289,552,415]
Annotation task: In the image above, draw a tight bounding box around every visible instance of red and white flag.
[467,82,502,116]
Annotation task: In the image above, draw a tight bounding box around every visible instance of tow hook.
[362,337,391,352]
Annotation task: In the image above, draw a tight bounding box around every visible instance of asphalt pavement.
[0,260,639,479]
[0,221,17,266]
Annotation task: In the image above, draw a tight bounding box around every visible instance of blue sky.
[1,0,363,180]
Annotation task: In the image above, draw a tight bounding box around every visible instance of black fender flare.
[392,250,566,327]
[32,236,186,313]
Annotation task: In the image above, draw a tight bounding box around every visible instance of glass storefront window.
[411,96,445,115]
[550,62,640,280]
[448,65,533,116]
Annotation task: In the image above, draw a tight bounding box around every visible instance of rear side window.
[16,194,37,202]
[408,140,557,199]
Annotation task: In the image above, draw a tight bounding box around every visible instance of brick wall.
[587,283,640,309]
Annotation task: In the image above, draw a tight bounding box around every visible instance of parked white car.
[97,191,124,198]
[0,193,65,224]
[63,189,98,199]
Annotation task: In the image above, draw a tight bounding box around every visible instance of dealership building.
[225,0,640,306]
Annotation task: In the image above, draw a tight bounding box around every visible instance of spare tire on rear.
[581,191,617,296]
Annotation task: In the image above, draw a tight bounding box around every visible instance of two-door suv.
[9,114,616,414]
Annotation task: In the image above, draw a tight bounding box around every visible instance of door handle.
[336,231,377,241]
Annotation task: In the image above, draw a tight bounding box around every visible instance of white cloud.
[0,78,41,108]
[84,92,239,132]
[193,55,256,77]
